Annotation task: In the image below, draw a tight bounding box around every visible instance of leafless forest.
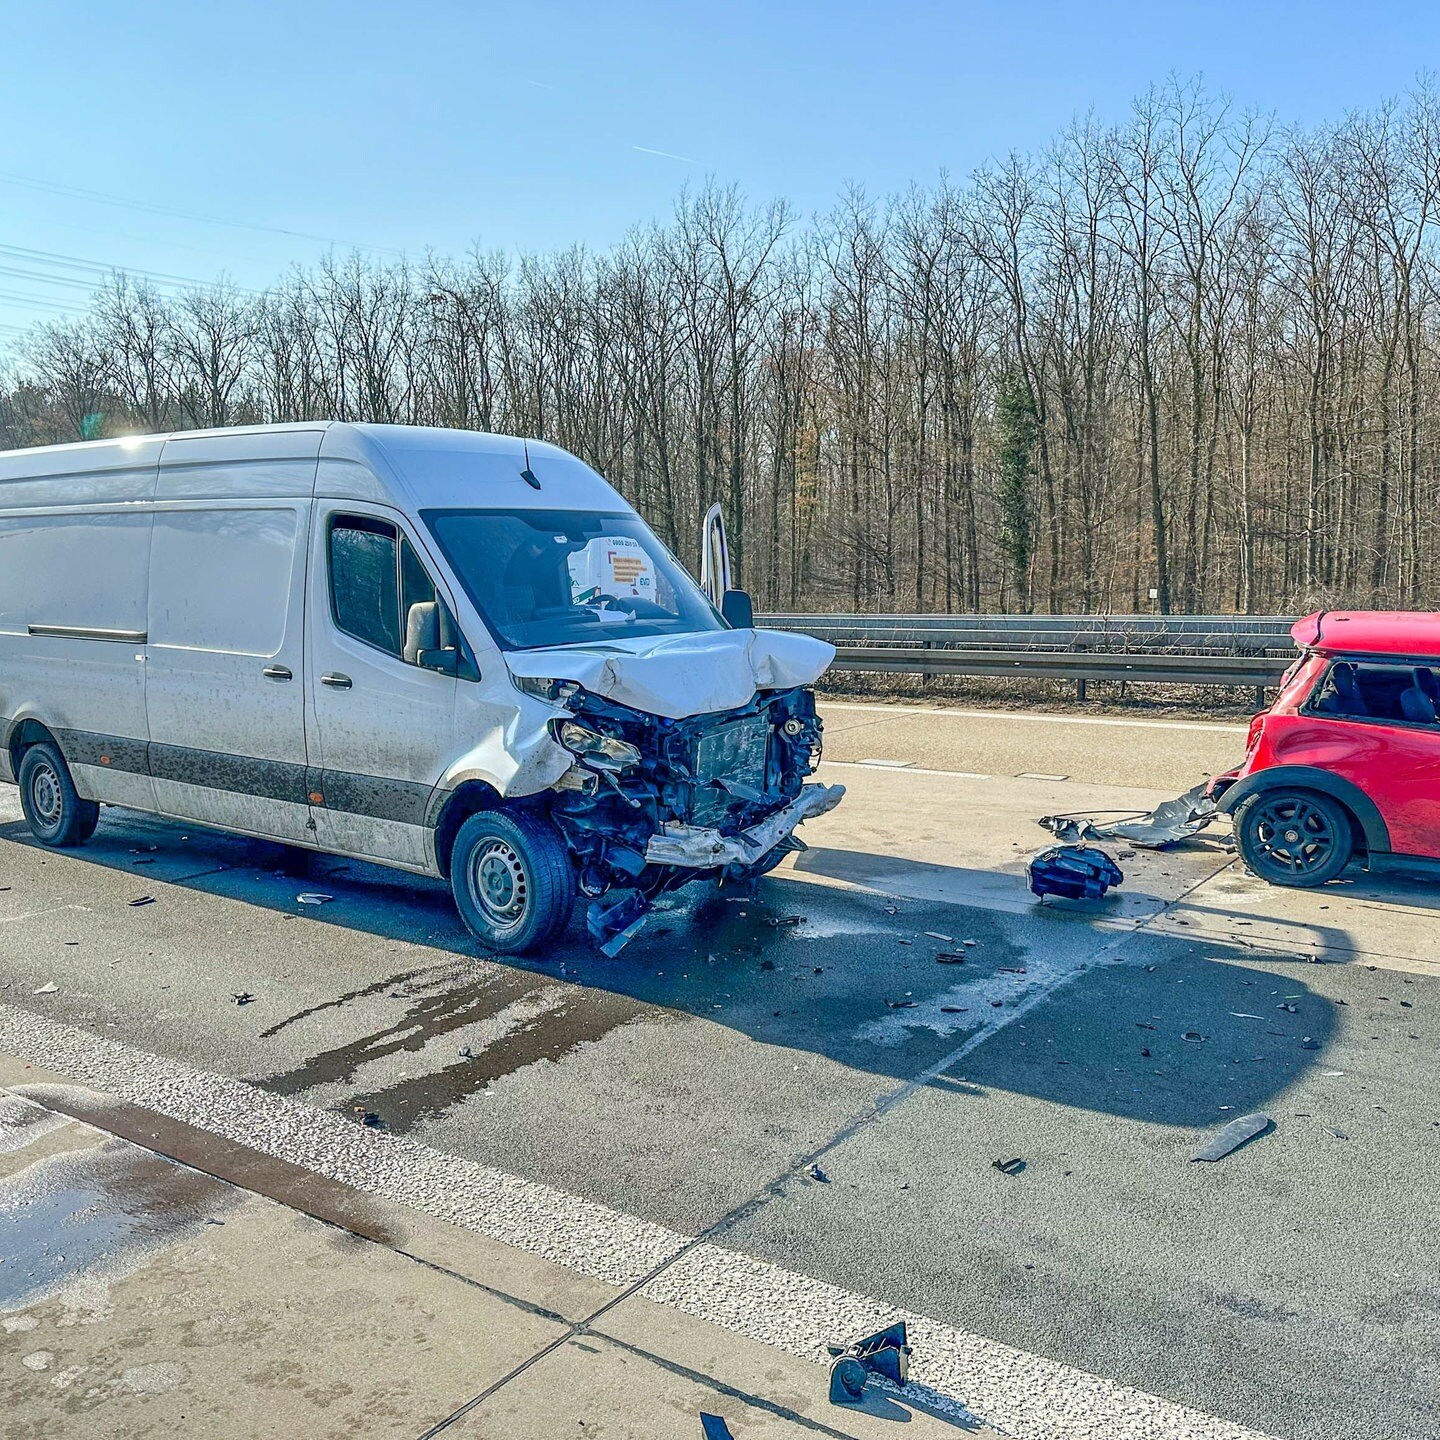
[6,83,1440,615]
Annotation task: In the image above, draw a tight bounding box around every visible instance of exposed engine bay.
[529,679,844,951]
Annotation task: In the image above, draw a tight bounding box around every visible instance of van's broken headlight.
[515,675,580,704]
[555,720,642,771]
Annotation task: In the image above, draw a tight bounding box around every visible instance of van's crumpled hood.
[504,628,836,719]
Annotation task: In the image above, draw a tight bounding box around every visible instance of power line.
[0,290,90,315]
[0,264,127,293]
[0,241,233,289]
[0,169,407,259]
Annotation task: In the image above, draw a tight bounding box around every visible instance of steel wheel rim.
[29,762,63,827]
[1252,797,1335,874]
[470,838,528,925]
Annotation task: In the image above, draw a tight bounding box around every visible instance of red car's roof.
[1291,610,1440,658]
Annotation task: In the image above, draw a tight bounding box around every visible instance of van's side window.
[329,515,446,664]
[330,516,402,654]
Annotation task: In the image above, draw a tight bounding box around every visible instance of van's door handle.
[321,672,353,690]
[262,664,293,681]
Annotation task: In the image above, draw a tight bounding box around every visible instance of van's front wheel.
[451,809,577,954]
[18,742,100,848]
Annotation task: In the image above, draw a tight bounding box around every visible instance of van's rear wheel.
[18,742,100,848]
[450,809,576,954]
[1235,789,1353,887]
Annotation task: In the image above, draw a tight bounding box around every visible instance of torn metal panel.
[644,784,844,868]
[503,627,835,720]
[1038,783,1219,849]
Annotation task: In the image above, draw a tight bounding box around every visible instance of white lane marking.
[1019,772,1070,782]
[822,761,993,780]
[855,758,915,768]
[0,1004,685,1289]
[0,1002,1273,1440]
[822,702,1248,735]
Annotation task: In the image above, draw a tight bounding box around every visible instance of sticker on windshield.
[569,535,657,602]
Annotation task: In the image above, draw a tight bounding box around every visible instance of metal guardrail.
[756,614,1299,696]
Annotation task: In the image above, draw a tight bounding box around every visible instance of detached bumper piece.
[827,1322,912,1405]
[1038,782,1218,849]
[643,783,845,868]
[1028,845,1124,901]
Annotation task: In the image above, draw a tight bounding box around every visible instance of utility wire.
[0,240,244,290]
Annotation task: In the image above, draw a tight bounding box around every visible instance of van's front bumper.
[642,782,845,869]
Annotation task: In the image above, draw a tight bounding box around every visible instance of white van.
[0,423,841,953]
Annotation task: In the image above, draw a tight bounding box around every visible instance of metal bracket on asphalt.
[827,1321,912,1404]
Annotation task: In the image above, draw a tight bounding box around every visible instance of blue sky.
[2,0,1436,344]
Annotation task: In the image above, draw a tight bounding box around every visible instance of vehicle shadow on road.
[0,811,1352,1134]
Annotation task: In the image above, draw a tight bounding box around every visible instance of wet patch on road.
[0,1139,238,1311]
[255,964,655,1134]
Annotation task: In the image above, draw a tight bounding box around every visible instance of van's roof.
[0,423,627,514]
[0,421,563,471]
[1292,610,1440,659]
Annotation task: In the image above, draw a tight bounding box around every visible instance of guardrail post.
[1075,639,1088,703]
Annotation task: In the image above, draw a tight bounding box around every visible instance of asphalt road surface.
[2,701,1436,1440]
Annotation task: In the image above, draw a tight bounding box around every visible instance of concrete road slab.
[1150,861,1440,975]
[818,703,1246,790]
[0,1094,569,1440]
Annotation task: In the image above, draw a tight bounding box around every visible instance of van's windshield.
[422,508,726,651]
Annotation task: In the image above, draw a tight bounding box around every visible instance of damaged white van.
[0,423,841,953]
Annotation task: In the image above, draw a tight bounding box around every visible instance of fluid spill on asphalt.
[255,967,652,1133]
[257,963,452,1039]
[0,1140,237,1311]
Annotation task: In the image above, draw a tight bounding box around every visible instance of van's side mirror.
[405,601,440,663]
[417,647,459,676]
[721,589,754,629]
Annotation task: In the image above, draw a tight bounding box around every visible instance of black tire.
[18,742,100,848]
[1234,788,1353,887]
[450,808,577,954]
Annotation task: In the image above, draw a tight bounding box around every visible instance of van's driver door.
[305,503,458,869]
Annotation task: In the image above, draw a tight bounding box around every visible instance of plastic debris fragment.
[1191,1112,1272,1162]
[992,1157,1026,1175]
[1027,845,1124,901]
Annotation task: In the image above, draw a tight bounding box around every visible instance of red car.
[1212,611,1440,886]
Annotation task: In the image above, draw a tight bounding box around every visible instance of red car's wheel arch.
[1216,765,1389,857]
